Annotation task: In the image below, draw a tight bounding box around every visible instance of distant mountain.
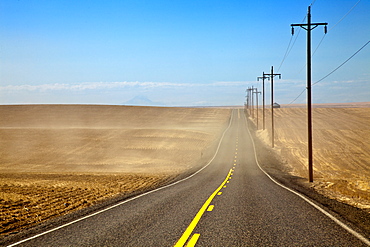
[123,95,164,106]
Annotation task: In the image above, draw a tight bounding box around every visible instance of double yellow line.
[174,168,233,247]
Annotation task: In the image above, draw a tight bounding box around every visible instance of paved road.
[8,109,369,246]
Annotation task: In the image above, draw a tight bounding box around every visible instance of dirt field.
[0,105,231,235]
[249,104,370,211]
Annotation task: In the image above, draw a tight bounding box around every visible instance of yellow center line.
[174,169,233,247]
[207,205,214,211]
[186,233,200,247]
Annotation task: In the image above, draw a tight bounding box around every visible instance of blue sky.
[0,0,369,106]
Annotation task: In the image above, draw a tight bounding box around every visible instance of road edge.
[243,111,370,245]
[1,110,235,246]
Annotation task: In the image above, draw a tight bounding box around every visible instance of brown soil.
[0,105,231,235]
[249,105,370,212]
[0,173,169,235]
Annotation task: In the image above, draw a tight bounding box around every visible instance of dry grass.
[0,105,231,235]
[250,105,370,211]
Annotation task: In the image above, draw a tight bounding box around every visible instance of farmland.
[250,104,370,211]
[2,103,369,236]
[0,105,230,235]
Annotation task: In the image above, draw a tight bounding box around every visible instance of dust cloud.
[250,105,370,211]
[0,105,231,235]
[0,105,230,174]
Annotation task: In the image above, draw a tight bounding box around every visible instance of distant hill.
[123,95,164,106]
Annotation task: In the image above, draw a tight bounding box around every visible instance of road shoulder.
[246,116,370,240]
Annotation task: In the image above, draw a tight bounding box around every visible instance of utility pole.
[251,86,254,119]
[245,89,249,114]
[245,88,249,114]
[248,87,251,114]
[257,72,269,130]
[253,89,261,129]
[291,6,327,183]
[244,95,248,112]
[264,66,281,148]
[247,87,253,117]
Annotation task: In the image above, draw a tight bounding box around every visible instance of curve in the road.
[244,113,370,246]
[7,111,235,247]
[6,109,370,246]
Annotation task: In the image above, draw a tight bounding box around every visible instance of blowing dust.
[250,106,370,212]
[0,105,231,235]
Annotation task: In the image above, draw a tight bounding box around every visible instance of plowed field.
[250,105,370,211]
[0,105,231,235]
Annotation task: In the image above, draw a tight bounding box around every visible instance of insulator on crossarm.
[324,25,327,34]
[291,27,294,35]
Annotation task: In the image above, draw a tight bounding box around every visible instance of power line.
[329,0,361,32]
[288,40,369,105]
[312,33,326,56]
[286,27,302,59]
[277,1,365,107]
[293,0,362,76]
[277,35,294,72]
[312,0,361,56]
[313,40,370,86]
[288,88,306,105]
[277,15,307,73]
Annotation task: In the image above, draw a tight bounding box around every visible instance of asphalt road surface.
[7,109,370,246]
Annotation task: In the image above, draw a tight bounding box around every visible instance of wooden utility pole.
[251,86,254,118]
[264,66,281,148]
[245,89,249,113]
[258,72,269,130]
[246,87,253,116]
[253,89,261,129]
[291,5,327,182]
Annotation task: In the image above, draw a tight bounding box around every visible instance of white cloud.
[0,80,254,92]
[332,80,357,84]
[0,81,195,92]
